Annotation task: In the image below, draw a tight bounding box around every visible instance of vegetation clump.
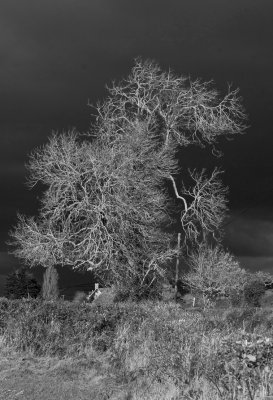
[182,244,247,308]
[5,267,41,299]
[229,288,244,308]
[211,333,273,398]
[244,278,266,308]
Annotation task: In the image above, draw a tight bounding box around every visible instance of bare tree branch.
[90,58,248,148]
[170,168,228,247]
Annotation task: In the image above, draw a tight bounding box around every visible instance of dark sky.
[0,0,273,295]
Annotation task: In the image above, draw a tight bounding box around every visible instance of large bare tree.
[9,59,247,292]
[9,123,178,289]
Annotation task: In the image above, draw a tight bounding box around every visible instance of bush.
[0,298,150,356]
[201,331,273,399]
[244,279,265,307]
[243,309,273,333]
[223,307,256,329]
[183,245,247,304]
[114,276,163,302]
[1,298,77,355]
[228,288,244,307]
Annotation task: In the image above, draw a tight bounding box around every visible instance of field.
[1,295,273,400]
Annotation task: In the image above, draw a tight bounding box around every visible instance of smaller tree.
[41,266,59,301]
[183,244,247,307]
[5,267,41,299]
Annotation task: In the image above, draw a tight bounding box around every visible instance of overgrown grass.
[1,296,273,399]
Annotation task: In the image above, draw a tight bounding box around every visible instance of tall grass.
[1,297,273,399]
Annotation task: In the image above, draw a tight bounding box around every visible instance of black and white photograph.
[0,1,273,398]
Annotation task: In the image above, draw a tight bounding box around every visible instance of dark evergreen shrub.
[5,267,41,299]
[177,279,191,297]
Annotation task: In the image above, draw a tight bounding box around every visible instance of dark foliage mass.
[5,267,41,299]
[244,279,266,308]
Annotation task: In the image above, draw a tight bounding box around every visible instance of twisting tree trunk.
[42,266,59,301]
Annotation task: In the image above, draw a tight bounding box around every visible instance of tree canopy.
[9,59,247,291]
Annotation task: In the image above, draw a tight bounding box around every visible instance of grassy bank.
[1,297,273,399]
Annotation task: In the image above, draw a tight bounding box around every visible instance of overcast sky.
[0,0,273,293]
